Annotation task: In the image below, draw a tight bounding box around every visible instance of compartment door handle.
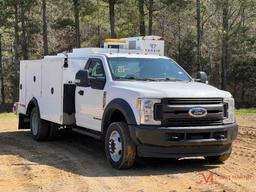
[78,90,84,95]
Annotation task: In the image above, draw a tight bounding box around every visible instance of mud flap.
[18,114,30,129]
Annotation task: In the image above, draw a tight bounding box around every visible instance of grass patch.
[236,108,256,115]
[0,112,16,119]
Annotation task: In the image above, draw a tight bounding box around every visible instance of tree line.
[0,0,255,107]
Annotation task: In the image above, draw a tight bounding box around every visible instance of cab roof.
[44,48,169,59]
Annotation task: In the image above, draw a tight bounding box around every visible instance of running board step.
[72,127,102,140]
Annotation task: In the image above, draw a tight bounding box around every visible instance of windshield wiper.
[125,76,156,81]
[155,77,183,81]
[115,76,156,81]
[116,76,185,82]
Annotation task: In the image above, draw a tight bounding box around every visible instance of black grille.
[168,131,227,141]
[165,98,223,105]
[156,98,225,127]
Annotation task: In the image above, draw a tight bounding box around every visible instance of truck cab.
[17,36,238,169]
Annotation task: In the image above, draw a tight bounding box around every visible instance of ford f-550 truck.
[16,36,238,169]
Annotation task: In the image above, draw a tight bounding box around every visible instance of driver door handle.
[78,90,84,95]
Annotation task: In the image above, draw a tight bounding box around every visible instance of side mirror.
[90,77,106,90]
[75,70,90,87]
[196,71,208,84]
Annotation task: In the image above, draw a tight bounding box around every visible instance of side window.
[87,59,105,78]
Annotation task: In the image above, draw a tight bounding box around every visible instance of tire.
[105,122,136,169]
[48,122,59,140]
[205,147,232,163]
[30,107,49,141]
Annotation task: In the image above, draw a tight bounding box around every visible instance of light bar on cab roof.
[104,39,128,43]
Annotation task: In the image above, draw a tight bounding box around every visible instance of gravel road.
[0,114,255,192]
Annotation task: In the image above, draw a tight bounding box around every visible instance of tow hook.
[216,134,225,140]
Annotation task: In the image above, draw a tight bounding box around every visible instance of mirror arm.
[194,78,201,82]
[74,79,81,84]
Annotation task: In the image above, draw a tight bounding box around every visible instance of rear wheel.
[105,122,136,169]
[30,108,49,141]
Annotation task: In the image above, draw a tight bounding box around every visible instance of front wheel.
[105,122,136,169]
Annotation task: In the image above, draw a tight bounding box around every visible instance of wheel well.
[103,109,127,136]
[26,101,35,117]
[110,110,126,123]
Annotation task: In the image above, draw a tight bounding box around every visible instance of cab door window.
[86,59,106,90]
[87,59,105,78]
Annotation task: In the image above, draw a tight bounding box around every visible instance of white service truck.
[17,36,238,169]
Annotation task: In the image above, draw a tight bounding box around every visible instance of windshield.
[108,57,191,81]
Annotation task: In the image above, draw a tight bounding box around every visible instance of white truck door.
[75,58,106,132]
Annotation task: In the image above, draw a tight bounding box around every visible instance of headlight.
[223,97,235,124]
[136,98,161,125]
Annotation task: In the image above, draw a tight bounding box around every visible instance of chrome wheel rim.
[109,130,122,162]
[31,112,39,136]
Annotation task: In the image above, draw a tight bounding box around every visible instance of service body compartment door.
[18,61,27,114]
[40,58,64,124]
[25,60,42,108]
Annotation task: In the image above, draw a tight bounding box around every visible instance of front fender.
[101,98,137,131]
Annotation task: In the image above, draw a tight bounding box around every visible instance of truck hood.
[112,81,232,98]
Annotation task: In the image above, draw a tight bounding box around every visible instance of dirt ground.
[0,114,255,192]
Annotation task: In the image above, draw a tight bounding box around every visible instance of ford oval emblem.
[188,107,207,118]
